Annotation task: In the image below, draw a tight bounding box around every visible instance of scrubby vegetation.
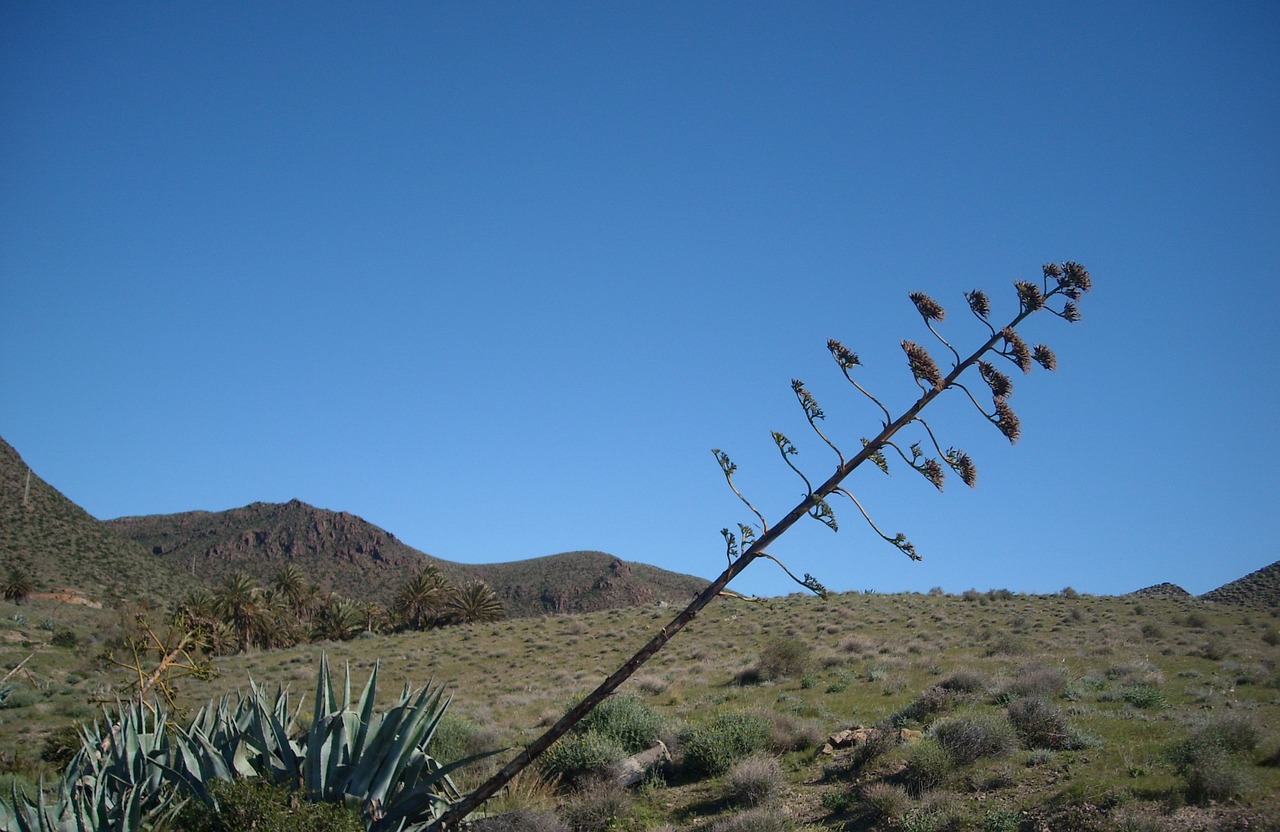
[2,589,1277,830]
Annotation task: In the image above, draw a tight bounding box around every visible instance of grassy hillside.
[0,437,193,605]
[2,589,1276,830]
[450,550,707,617]
[1201,560,1280,608]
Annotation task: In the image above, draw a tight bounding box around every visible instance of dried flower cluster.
[978,361,1013,399]
[826,338,860,369]
[1032,344,1057,371]
[965,289,991,319]
[909,291,946,322]
[946,448,977,487]
[1001,327,1033,372]
[901,340,943,389]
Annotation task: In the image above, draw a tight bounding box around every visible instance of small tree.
[395,566,453,630]
[429,262,1093,829]
[2,566,34,605]
[447,581,505,625]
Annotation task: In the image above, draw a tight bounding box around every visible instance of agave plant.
[291,655,484,829]
[0,655,487,832]
[0,699,186,831]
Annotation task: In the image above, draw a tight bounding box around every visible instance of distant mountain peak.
[1199,560,1280,607]
[3,437,707,616]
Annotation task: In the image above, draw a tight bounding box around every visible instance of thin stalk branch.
[833,487,911,554]
[837,365,891,426]
[772,432,814,496]
[756,551,825,594]
[713,450,768,533]
[924,319,960,366]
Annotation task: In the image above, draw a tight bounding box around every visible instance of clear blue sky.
[3,2,1277,599]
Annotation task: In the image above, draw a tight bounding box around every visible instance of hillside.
[1128,581,1192,600]
[107,500,708,615]
[107,499,439,605]
[449,550,707,617]
[4,589,1277,831]
[1199,559,1280,607]
[0,436,191,604]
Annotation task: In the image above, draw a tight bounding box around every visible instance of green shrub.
[859,781,910,824]
[986,634,1029,656]
[1005,664,1067,699]
[930,713,1018,765]
[579,694,664,754]
[899,738,955,795]
[983,807,1023,832]
[560,776,633,832]
[541,730,627,787]
[40,724,84,767]
[761,711,824,752]
[174,779,365,832]
[50,630,77,648]
[755,637,811,681]
[1180,745,1246,804]
[938,671,987,694]
[1007,697,1072,750]
[890,685,955,727]
[1121,684,1167,710]
[430,713,484,765]
[1167,714,1260,805]
[680,710,771,777]
[0,687,37,709]
[820,785,859,814]
[1168,714,1259,766]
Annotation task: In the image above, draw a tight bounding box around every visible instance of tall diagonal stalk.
[428,272,1083,830]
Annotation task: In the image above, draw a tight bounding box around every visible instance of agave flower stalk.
[428,262,1092,830]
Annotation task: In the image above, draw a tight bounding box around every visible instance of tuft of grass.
[930,713,1019,765]
[859,781,911,824]
[726,753,784,807]
[900,737,955,795]
[1007,697,1073,750]
[753,637,811,681]
[705,806,798,832]
[559,777,633,832]
[471,808,570,832]
[1121,684,1167,710]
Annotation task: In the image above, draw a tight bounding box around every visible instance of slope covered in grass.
[0,436,193,605]
[5,588,1276,831]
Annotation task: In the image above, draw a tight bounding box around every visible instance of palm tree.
[270,564,313,620]
[394,566,452,631]
[310,598,365,642]
[2,567,34,605]
[447,581,505,625]
[213,571,273,652]
[357,600,387,634]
